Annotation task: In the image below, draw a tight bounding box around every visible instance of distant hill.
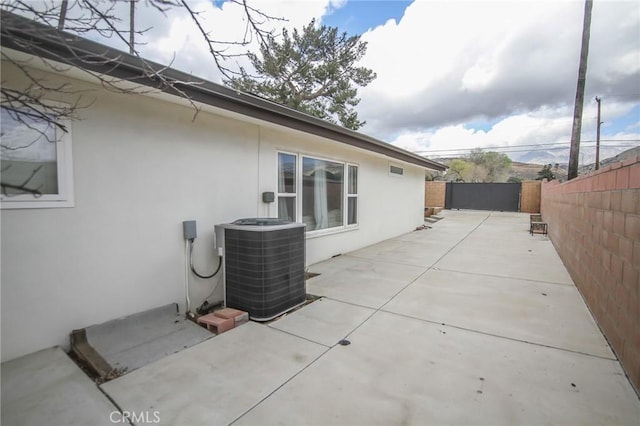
[429,146,639,182]
[509,162,567,182]
[510,144,635,166]
[579,145,640,174]
[515,150,568,166]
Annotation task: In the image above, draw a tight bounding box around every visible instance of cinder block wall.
[541,157,640,392]
[425,181,446,207]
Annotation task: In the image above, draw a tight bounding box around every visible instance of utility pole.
[568,0,593,180]
[129,0,135,54]
[57,0,68,30]
[595,96,601,170]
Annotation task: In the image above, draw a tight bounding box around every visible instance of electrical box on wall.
[262,192,275,203]
[183,220,197,240]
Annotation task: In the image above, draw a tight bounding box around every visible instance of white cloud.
[98,0,640,165]
[327,0,348,10]
[160,1,331,80]
[69,1,334,83]
[389,101,639,163]
[356,0,640,150]
[13,0,635,164]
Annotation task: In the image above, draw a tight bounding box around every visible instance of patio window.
[302,157,344,230]
[277,152,358,232]
[0,105,74,209]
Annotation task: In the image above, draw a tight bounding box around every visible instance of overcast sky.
[352,0,640,163]
[42,0,640,163]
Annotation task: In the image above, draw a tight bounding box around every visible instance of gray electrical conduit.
[185,239,222,313]
[189,239,222,279]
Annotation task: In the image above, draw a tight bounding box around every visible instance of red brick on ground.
[197,313,234,334]
[214,307,249,325]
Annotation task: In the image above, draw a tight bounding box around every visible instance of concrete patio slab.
[348,238,452,268]
[435,230,574,284]
[306,255,426,308]
[394,229,464,245]
[8,210,636,426]
[84,303,213,374]
[343,212,490,268]
[268,298,375,347]
[234,311,640,426]
[383,268,613,358]
[1,347,118,426]
[101,322,326,426]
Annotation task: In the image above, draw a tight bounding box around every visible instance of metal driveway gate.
[445,183,521,212]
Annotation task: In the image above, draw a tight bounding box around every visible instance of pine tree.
[227,19,376,130]
[536,164,556,181]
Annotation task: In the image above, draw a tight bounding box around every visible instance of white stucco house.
[0,12,445,362]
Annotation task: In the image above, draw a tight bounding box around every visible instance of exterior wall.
[425,181,446,207]
[257,127,426,264]
[1,64,428,361]
[541,157,640,392]
[520,181,541,213]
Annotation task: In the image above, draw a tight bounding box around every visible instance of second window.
[278,152,358,232]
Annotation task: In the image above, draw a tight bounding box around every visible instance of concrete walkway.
[3,211,639,425]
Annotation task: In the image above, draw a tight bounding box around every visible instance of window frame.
[389,163,404,177]
[0,104,75,209]
[346,163,358,227]
[276,151,298,222]
[301,155,345,232]
[276,151,359,236]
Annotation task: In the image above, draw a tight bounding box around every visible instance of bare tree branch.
[1,0,283,132]
[1,182,43,197]
[178,0,285,80]
[2,1,284,196]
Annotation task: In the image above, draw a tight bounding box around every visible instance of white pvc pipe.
[184,239,191,313]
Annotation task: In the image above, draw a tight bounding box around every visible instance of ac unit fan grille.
[224,226,305,320]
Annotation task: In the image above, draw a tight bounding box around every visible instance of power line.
[425,144,637,158]
[412,139,639,154]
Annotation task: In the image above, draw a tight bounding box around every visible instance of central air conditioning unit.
[215,218,306,321]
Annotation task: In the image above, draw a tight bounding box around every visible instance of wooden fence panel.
[521,181,541,213]
[425,181,446,207]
